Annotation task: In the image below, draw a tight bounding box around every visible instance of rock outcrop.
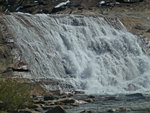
[0,0,146,14]
[46,106,67,113]
[0,25,13,76]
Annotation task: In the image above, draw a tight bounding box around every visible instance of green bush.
[0,78,33,112]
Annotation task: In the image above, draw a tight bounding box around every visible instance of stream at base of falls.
[66,93,150,113]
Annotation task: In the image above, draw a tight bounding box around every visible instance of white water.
[1,13,150,94]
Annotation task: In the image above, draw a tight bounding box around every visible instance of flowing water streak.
[1,13,150,94]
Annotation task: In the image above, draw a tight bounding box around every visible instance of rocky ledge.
[0,0,150,40]
[0,0,146,14]
[11,91,150,113]
[16,90,93,113]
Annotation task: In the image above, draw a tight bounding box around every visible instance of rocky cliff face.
[0,24,12,76]
[0,0,68,13]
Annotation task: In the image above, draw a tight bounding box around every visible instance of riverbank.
[16,91,150,113]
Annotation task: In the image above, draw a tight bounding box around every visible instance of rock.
[126,93,145,100]
[59,95,68,98]
[75,100,87,105]
[18,108,41,113]
[42,105,53,110]
[134,24,146,30]
[79,110,96,113]
[34,100,45,104]
[123,0,143,3]
[32,95,37,98]
[88,95,95,99]
[84,98,93,103]
[11,61,29,72]
[0,29,12,76]
[104,96,117,101]
[61,98,75,104]
[44,94,57,101]
[55,98,76,105]
[147,29,150,33]
[108,108,117,112]
[34,107,43,112]
[108,107,131,112]
[46,106,67,113]
[35,95,44,100]
[49,90,64,95]
[29,104,43,113]
[74,91,85,94]
[120,107,131,112]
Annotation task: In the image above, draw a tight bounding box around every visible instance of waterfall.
[1,13,150,94]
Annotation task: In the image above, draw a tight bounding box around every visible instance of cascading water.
[1,13,150,94]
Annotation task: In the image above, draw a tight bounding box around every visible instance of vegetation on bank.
[0,78,46,113]
[0,78,32,112]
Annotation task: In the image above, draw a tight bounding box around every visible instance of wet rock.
[48,90,64,95]
[147,29,150,33]
[11,61,29,72]
[108,107,131,112]
[18,108,40,113]
[134,24,147,30]
[61,98,75,104]
[44,94,57,101]
[79,110,96,113]
[51,7,66,14]
[55,98,76,105]
[126,93,145,100]
[33,95,44,101]
[123,0,143,2]
[84,98,93,103]
[73,100,87,106]
[46,106,67,113]
[0,29,13,76]
[28,104,39,109]
[41,105,53,110]
[108,108,117,112]
[34,100,45,104]
[104,96,117,101]
[58,95,68,99]
[34,107,43,112]
[88,95,95,99]
[74,91,85,94]
[66,93,73,97]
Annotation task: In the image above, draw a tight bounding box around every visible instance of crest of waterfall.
[1,13,150,94]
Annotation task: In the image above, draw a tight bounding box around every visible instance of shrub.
[0,78,33,112]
